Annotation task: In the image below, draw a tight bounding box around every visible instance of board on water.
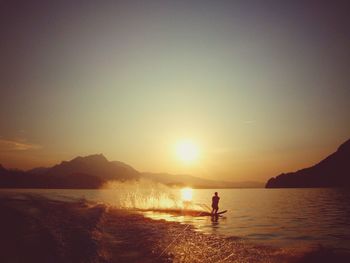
[137,208,227,217]
[200,210,228,216]
[216,210,228,215]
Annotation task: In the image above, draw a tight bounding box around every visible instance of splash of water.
[103,179,200,210]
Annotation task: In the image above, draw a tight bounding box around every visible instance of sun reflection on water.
[181,187,193,202]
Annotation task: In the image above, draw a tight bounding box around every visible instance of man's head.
[214,192,218,196]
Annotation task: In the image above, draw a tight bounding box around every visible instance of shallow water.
[1,187,350,250]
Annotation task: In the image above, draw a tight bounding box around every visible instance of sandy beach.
[0,194,349,263]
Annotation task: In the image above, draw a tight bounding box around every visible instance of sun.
[180,187,193,201]
[175,139,199,162]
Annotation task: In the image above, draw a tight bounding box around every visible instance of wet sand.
[0,194,349,263]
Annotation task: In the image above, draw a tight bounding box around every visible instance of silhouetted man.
[211,192,220,215]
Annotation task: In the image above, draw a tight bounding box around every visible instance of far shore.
[0,193,349,263]
[0,186,265,190]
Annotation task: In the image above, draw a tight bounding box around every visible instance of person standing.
[211,192,220,215]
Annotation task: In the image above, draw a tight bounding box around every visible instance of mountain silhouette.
[47,154,139,181]
[0,154,263,189]
[142,172,263,188]
[0,164,7,174]
[0,154,139,189]
[266,138,350,188]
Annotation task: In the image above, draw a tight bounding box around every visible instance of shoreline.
[0,194,349,262]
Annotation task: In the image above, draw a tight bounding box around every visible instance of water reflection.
[1,188,350,250]
[210,214,220,231]
[211,214,219,223]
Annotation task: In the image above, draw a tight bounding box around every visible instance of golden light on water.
[175,139,199,162]
[180,187,193,202]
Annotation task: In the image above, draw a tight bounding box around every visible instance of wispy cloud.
[0,139,42,151]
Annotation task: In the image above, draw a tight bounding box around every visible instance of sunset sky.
[1,1,349,182]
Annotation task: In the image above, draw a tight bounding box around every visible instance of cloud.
[0,139,42,151]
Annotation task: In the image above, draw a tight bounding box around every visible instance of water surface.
[1,188,349,250]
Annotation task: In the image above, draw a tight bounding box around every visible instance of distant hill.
[47,154,139,181]
[266,138,350,188]
[0,154,139,189]
[142,172,264,188]
[0,154,263,189]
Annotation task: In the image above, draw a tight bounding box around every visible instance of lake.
[1,187,350,251]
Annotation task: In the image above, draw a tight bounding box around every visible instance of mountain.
[47,154,139,181]
[27,167,50,175]
[142,172,219,188]
[142,172,264,188]
[0,164,7,175]
[0,154,139,189]
[266,138,350,188]
[0,154,263,189]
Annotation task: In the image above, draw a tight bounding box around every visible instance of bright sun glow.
[180,187,193,201]
[176,139,199,162]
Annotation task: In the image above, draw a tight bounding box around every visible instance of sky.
[0,0,349,182]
